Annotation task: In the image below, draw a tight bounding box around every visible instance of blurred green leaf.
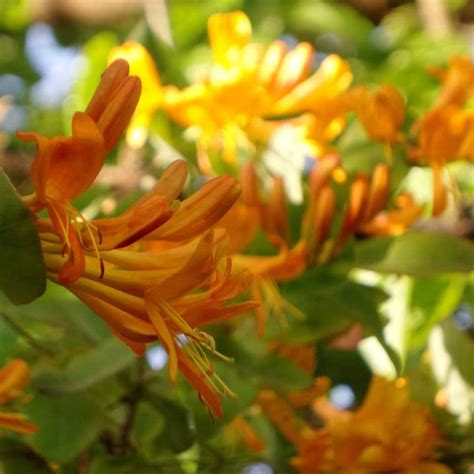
[0,169,46,305]
[441,319,474,387]
[131,401,166,460]
[24,393,104,463]
[33,337,136,394]
[146,396,195,453]
[408,275,467,349]
[354,232,474,276]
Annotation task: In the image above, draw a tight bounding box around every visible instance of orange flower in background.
[257,389,331,474]
[216,163,308,336]
[350,84,405,145]
[431,56,474,108]
[314,376,452,474]
[0,359,37,435]
[411,105,474,216]
[18,59,141,283]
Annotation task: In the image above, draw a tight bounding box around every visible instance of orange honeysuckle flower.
[0,359,37,435]
[39,162,254,417]
[43,229,255,417]
[301,161,421,264]
[162,10,352,169]
[109,42,163,148]
[257,389,331,474]
[226,415,265,454]
[349,84,405,145]
[431,56,474,108]
[18,59,141,283]
[216,163,308,336]
[411,105,474,216]
[268,341,317,375]
[314,376,452,473]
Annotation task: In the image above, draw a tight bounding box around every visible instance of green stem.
[0,311,55,357]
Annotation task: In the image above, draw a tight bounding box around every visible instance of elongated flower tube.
[0,359,37,435]
[18,59,142,283]
[38,162,252,417]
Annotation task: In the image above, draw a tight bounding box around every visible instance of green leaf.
[408,275,467,349]
[147,396,195,453]
[24,393,104,463]
[354,232,474,276]
[131,402,166,461]
[33,337,136,394]
[441,319,474,387]
[0,169,46,304]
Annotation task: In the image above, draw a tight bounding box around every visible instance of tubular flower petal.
[20,61,252,416]
[18,59,142,283]
[0,360,37,435]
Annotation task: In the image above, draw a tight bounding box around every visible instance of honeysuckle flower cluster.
[258,376,452,474]
[18,59,255,417]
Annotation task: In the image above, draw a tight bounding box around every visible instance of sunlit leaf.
[354,232,474,276]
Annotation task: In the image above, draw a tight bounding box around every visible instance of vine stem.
[0,311,55,357]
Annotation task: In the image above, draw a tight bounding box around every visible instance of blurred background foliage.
[0,0,473,473]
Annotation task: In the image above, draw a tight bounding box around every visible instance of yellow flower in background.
[109,42,163,148]
[0,359,37,436]
[162,10,352,170]
[315,376,452,474]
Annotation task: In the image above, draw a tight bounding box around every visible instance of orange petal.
[0,360,29,404]
[90,195,173,250]
[125,160,188,216]
[145,299,178,382]
[85,58,130,122]
[0,412,37,435]
[146,176,241,241]
[264,176,289,244]
[146,231,215,301]
[362,163,390,222]
[96,75,142,152]
[432,164,447,217]
[177,350,222,418]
